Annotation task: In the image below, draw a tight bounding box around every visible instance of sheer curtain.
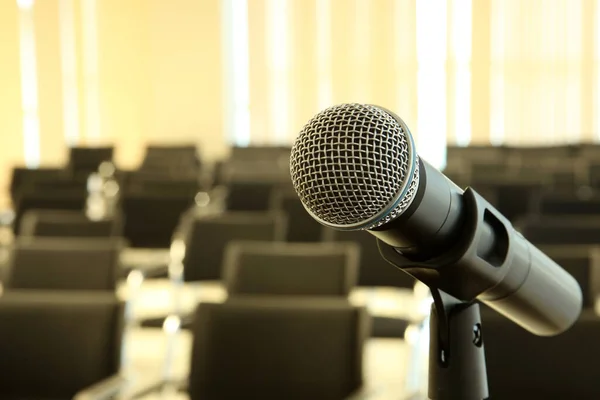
[245,0,597,152]
[490,0,591,145]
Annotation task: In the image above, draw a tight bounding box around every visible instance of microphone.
[290,103,582,336]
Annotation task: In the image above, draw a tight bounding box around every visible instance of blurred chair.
[223,241,359,297]
[68,146,114,176]
[507,145,578,167]
[229,145,291,163]
[219,159,291,212]
[140,211,286,328]
[483,309,600,399]
[225,181,277,211]
[9,166,67,203]
[517,217,600,246]
[179,299,368,400]
[323,229,415,289]
[469,180,543,222]
[140,144,201,175]
[534,192,600,217]
[180,211,287,282]
[121,184,196,248]
[123,173,200,196]
[272,188,324,242]
[323,229,414,338]
[587,163,600,188]
[13,187,88,235]
[446,145,508,165]
[5,237,125,291]
[19,209,122,238]
[0,291,127,399]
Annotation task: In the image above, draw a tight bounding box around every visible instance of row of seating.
[1,142,396,398]
[10,142,600,398]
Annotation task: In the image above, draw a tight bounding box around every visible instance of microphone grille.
[290,103,419,230]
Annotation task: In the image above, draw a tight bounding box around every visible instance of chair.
[123,174,200,197]
[272,188,324,242]
[9,167,67,203]
[323,229,415,289]
[323,229,414,338]
[535,193,600,217]
[19,209,122,238]
[68,146,114,175]
[469,180,542,222]
[5,237,125,291]
[186,299,368,400]
[223,241,359,297]
[138,211,286,328]
[121,190,195,248]
[516,217,600,246]
[140,144,201,174]
[0,291,126,399]
[225,181,278,211]
[13,187,88,235]
[229,146,291,164]
[181,211,287,282]
[483,309,600,399]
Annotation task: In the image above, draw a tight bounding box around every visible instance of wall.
[1,0,599,196]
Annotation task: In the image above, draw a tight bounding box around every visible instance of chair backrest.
[483,309,600,399]
[13,188,88,235]
[0,291,123,399]
[229,146,291,164]
[225,181,278,211]
[324,229,415,289]
[189,299,368,400]
[223,241,359,297]
[19,209,122,238]
[6,237,124,291]
[124,174,200,196]
[10,167,66,202]
[141,145,200,173]
[272,188,324,242]
[517,217,600,245]
[68,146,114,174]
[183,211,287,282]
[469,181,542,222]
[121,191,195,248]
[536,193,600,217]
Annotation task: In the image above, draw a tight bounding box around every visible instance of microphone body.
[290,103,582,336]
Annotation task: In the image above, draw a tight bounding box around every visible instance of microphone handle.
[377,187,582,336]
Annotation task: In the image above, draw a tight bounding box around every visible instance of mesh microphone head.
[290,103,420,231]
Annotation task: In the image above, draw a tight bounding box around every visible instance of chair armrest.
[73,374,129,400]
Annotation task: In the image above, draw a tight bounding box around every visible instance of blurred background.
[3,0,600,197]
[2,0,600,399]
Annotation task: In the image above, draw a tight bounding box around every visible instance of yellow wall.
[0,1,23,204]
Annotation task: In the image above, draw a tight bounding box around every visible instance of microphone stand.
[378,243,489,400]
[427,289,488,400]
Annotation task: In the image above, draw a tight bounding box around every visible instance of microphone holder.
[378,242,489,400]
[427,289,488,400]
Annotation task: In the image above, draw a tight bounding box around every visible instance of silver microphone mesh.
[290,103,420,230]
